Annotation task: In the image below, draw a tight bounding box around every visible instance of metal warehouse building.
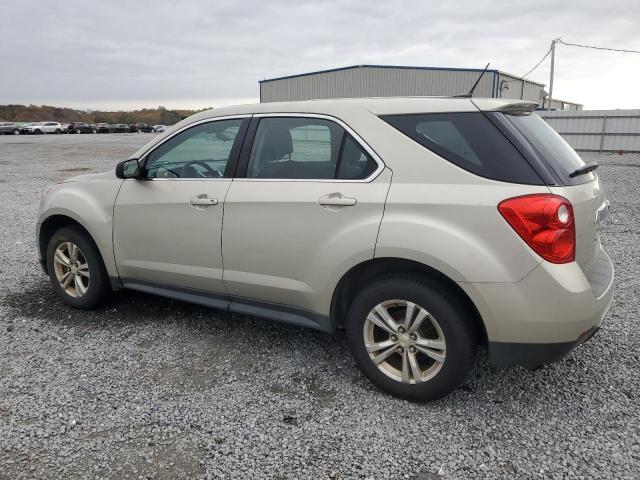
[259,64,582,110]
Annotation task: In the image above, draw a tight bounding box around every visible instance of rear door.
[222,114,390,315]
[113,117,249,294]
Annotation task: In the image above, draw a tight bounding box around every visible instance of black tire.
[35,129,42,134]
[345,275,477,401]
[55,129,61,134]
[46,226,110,309]
[13,129,20,135]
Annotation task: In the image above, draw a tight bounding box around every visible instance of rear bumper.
[459,245,614,368]
[489,325,600,369]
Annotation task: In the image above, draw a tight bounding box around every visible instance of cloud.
[1,0,639,109]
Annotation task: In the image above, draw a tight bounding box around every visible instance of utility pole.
[548,38,557,110]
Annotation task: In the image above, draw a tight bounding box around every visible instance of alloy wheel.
[363,299,446,384]
[53,241,90,298]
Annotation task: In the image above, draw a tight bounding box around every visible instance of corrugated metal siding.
[496,73,545,104]
[260,67,495,102]
[538,109,640,152]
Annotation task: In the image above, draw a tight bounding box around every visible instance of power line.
[502,47,552,85]
[558,39,640,55]
[520,47,552,79]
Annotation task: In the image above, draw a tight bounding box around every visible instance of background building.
[259,64,582,110]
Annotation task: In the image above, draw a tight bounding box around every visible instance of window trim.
[136,115,251,182]
[234,113,385,183]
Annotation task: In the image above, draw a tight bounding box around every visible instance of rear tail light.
[498,194,575,264]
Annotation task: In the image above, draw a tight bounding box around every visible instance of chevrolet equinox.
[37,97,614,400]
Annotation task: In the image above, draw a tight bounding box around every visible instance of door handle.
[318,193,357,207]
[189,194,218,206]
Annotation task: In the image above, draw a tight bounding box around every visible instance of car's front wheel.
[13,129,20,135]
[345,275,477,401]
[46,226,110,309]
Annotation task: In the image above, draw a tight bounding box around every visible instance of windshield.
[503,112,594,185]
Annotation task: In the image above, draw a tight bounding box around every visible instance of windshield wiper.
[569,162,599,178]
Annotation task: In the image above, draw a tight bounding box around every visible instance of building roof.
[259,64,545,87]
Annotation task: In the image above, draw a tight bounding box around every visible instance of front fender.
[37,178,123,277]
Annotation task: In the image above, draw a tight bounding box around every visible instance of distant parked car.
[152,125,169,133]
[0,122,21,135]
[96,123,112,133]
[68,122,96,134]
[129,122,154,133]
[24,122,64,134]
[112,124,129,133]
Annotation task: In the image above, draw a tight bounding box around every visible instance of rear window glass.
[382,112,543,185]
[502,112,594,185]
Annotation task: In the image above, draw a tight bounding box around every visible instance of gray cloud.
[1,0,639,109]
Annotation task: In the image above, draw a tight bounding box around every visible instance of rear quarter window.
[381,112,543,185]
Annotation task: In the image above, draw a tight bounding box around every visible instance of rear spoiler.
[471,98,538,113]
[497,102,538,113]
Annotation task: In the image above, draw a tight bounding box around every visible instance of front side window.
[145,119,243,179]
[246,117,377,180]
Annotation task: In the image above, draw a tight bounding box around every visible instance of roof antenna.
[454,63,490,98]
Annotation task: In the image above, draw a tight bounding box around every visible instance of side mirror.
[115,158,141,179]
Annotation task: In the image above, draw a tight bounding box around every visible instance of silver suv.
[37,97,614,400]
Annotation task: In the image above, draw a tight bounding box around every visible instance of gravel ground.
[0,133,638,480]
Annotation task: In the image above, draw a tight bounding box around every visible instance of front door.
[222,115,391,315]
[113,117,248,294]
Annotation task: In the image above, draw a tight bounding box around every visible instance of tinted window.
[502,112,594,185]
[382,112,543,185]
[145,119,242,179]
[337,135,378,179]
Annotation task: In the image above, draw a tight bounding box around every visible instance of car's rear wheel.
[13,129,20,135]
[345,275,477,401]
[46,226,110,309]
[55,129,61,134]
[92,129,97,134]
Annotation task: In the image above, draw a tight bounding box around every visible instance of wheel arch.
[38,214,105,276]
[330,257,488,346]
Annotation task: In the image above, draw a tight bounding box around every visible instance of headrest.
[261,126,293,159]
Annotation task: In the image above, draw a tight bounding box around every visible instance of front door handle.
[189,194,218,206]
[318,193,357,207]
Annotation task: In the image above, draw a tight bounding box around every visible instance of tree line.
[0,105,208,125]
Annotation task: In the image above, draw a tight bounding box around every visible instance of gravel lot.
[0,133,638,479]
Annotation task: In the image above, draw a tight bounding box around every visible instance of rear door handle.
[189,194,218,206]
[318,193,357,207]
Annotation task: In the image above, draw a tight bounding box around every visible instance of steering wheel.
[184,160,224,178]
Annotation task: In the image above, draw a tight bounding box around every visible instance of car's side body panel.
[112,178,232,293]
[375,181,548,283]
[222,168,392,315]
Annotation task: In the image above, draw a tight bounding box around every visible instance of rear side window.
[382,112,543,185]
[246,117,378,180]
[337,135,378,180]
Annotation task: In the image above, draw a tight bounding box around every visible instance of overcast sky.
[2,0,639,110]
